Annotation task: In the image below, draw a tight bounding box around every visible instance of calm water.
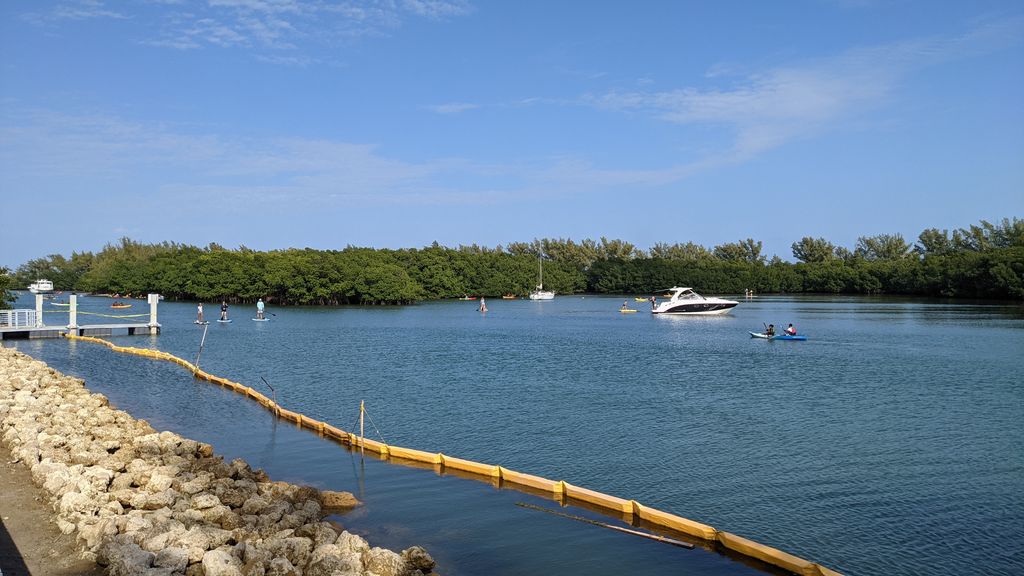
[6,292,1024,576]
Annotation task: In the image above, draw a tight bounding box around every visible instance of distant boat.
[28,279,54,294]
[502,294,517,299]
[634,297,648,302]
[110,302,132,309]
[528,256,555,301]
[458,295,478,301]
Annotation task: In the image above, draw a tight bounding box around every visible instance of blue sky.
[1,0,1022,269]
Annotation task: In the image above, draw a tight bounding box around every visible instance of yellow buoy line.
[44,310,150,319]
[63,334,841,576]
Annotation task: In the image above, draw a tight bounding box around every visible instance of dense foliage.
[9,219,1023,305]
[0,267,16,309]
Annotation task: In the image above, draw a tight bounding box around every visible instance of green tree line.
[3,218,1021,308]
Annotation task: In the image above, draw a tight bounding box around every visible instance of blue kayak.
[750,331,807,341]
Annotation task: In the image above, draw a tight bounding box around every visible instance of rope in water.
[515,502,694,549]
[42,310,149,319]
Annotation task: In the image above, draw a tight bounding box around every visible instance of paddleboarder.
[196,303,204,323]
[256,298,265,320]
[220,301,229,321]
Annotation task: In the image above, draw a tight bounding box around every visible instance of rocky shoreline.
[0,347,435,576]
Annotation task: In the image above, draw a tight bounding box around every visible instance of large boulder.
[362,547,407,576]
[402,546,436,573]
[202,548,243,576]
[98,538,156,576]
[320,490,361,510]
[304,544,362,576]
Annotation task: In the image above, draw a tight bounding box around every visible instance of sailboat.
[528,256,555,300]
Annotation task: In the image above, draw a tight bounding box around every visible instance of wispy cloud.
[424,102,480,115]
[24,0,127,24]
[23,0,474,61]
[400,0,473,19]
[0,107,691,211]
[584,15,1024,160]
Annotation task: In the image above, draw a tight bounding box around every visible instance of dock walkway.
[0,294,161,341]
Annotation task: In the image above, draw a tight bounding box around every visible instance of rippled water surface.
[7,292,1023,576]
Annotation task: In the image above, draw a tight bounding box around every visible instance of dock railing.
[0,309,37,328]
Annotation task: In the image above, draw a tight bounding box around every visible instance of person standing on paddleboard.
[220,301,229,321]
[256,298,265,320]
[197,303,204,323]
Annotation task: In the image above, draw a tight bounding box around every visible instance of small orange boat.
[111,302,132,309]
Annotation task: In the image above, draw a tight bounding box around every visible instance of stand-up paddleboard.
[217,319,232,323]
[252,318,269,322]
[619,309,638,313]
[194,321,209,325]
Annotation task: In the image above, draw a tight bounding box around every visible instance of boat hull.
[750,331,807,341]
[652,303,737,315]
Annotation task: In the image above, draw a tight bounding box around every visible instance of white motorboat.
[528,256,555,300]
[651,287,738,315]
[28,279,54,294]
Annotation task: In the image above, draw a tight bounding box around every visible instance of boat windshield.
[674,289,701,300]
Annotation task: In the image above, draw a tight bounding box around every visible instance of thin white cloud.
[585,15,1024,160]
[21,0,474,62]
[424,102,480,115]
[24,0,127,23]
[0,107,692,213]
[400,0,473,19]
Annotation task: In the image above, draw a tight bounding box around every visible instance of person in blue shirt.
[256,298,265,320]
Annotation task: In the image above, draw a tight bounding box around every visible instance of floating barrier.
[62,334,842,576]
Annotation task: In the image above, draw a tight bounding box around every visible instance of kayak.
[750,331,807,341]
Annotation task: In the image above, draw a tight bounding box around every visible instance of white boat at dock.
[28,279,54,294]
